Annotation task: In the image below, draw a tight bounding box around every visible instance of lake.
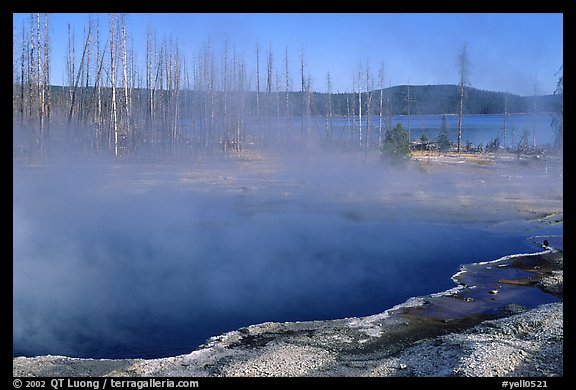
[326,112,557,148]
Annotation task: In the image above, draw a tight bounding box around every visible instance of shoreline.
[13,233,563,377]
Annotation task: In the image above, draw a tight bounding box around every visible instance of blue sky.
[13,13,563,96]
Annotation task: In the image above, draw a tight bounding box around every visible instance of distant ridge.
[323,84,561,116]
[44,84,560,117]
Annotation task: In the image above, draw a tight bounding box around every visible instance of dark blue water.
[396,113,555,147]
[13,183,562,358]
[203,112,555,152]
[244,113,556,149]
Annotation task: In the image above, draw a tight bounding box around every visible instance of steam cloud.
[13,152,562,358]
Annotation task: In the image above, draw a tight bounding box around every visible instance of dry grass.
[411,150,496,165]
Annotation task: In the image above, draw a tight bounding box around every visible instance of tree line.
[12,14,563,162]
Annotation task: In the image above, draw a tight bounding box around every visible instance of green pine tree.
[436,115,451,152]
[381,123,411,162]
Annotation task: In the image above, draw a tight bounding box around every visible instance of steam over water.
[13,154,562,358]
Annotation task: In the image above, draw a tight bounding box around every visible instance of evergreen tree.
[381,123,411,161]
[420,132,428,144]
[436,114,451,152]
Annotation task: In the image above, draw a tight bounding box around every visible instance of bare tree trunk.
[36,13,43,158]
[192,55,200,153]
[26,15,36,161]
[386,79,392,133]
[266,44,273,141]
[405,80,411,144]
[365,61,373,154]
[358,66,362,148]
[306,73,312,143]
[378,64,384,148]
[236,55,245,152]
[255,41,260,117]
[231,50,237,153]
[284,46,291,145]
[67,23,91,145]
[275,70,280,144]
[532,79,539,147]
[172,42,181,156]
[42,13,50,158]
[182,52,191,156]
[350,77,356,146]
[94,20,104,151]
[121,14,130,155]
[109,14,119,156]
[66,23,75,144]
[200,47,209,150]
[300,48,305,146]
[25,17,34,162]
[457,82,464,153]
[457,41,470,153]
[326,71,333,143]
[130,42,140,154]
[79,20,92,132]
[160,40,168,154]
[20,25,26,129]
[503,92,508,149]
[209,43,216,151]
[223,37,229,150]
[146,20,154,156]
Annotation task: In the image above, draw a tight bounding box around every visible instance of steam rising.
[13,152,562,358]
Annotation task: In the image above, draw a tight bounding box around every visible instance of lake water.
[179,112,558,152]
[13,161,563,359]
[326,113,557,148]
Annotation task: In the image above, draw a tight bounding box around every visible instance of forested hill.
[44,83,560,119]
[322,84,561,116]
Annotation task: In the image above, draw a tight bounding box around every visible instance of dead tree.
[378,63,384,148]
[284,45,291,145]
[109,14,119,156]
[457,41,470,153]
[255,41,260,117]
[326,71,333,143]
[365,60,373,153]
